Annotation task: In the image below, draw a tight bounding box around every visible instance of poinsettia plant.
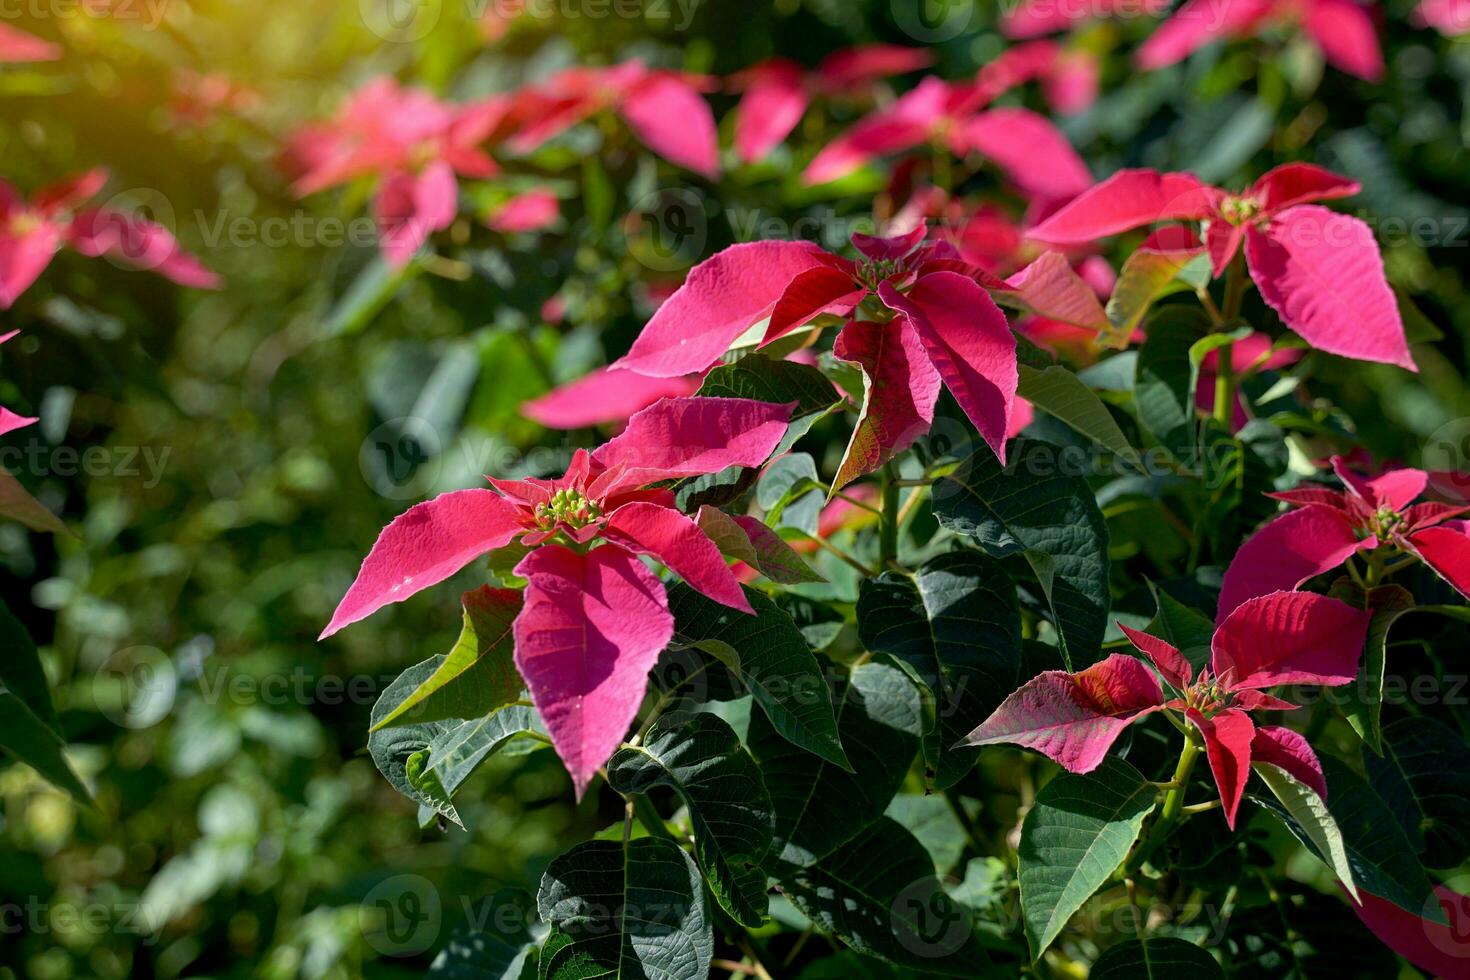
[288,16,1470,969]
[11,5,1470,978]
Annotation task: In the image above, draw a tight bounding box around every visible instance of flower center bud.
[1373,506,1402,538]
[534,488,602,530]
[1219,195,1263,227]
[856,257,901,291]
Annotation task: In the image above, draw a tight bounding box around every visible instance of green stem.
[1213,352,1235,426]
[880,464,900,570]
[1127,731,1201,874]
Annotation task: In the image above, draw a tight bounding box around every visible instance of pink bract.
[1029,163,1414,370]
[320,396,792,795]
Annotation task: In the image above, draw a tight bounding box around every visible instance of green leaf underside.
[857,550,1021,789]
[607,714,774,926]
[933,438,1111,669]
[1018,757,1157,958]
[697,352,843,418]
[1254,763,1358,901]
[1257,755,1445,924]
[0,690,91,804]
[750,661,921,867]
[537,837,712,980]
[373,586,524,731]
[1017,364,1141,470]
[1340,585,1414,755]
[667,583,849,770]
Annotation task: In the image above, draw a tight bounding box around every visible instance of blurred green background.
[0,0,1466,977]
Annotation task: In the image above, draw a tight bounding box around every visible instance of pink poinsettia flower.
[1001,0,1171,37]
[612,221,1021,467]
[284,78,507,266]
[0,330,37,437]
[969,590,1369,827]
[977,40,1100,115]
[1138,0,1384,81]
[1219,456,1470,618]
[0,23,60,62]
[522,366,700,429]
[729,45,933,164]
[1029,163,1415,370]
[801,75,1093,202]
[485,188,559,234]
[1415,0,1470,33]
[321,396,791,796]
[504,61,720,179]
[0,169,219,308]
[1195,331,1304,429]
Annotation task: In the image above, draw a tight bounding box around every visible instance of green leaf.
[1254,763,1357,901]
[0,690,91,804]
[695,507,823,585]
[857,550,1021,789]
[884,794,968,876]
[667,583,849,771]
[1340,585,1414,755]
[1262,755,1444,923]
[750,661,921,866]
[0,470,68,535]
[323,253,417,337]
[1089,936,1223,979]
[771,817,992,973]
[696,352,842,418]
[428,705,544,796]
[1365,717,1470,869]
[373,587,524,731]
[607,714,774,926]
[933,438,1111,669]
[1133,307,1210,463]
[0,598,60,732]
[757,453,824,534]
[1104,248,1212,349]
[537,837,712,980]
[369,657,466,827]
[1018,757,1156,958]
[1017,364,1141,471]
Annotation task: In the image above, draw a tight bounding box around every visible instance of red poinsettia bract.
[0,330,36,437]
[612,221,1020,471]
[730,44,933,164]
[801,75,1092,201]
[1138,0,1384,82]
[1028,162,1416,370]
[320,396,791,796]
[284,78,507,267]
[1220,456,1470,618]
[0,169,219,308]
[967,591,1370,827]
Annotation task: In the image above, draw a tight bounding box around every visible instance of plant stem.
[880,463,900,569]
[1127,732,1201,874]
[1213,352,1235,426]
[810,535,877,577]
